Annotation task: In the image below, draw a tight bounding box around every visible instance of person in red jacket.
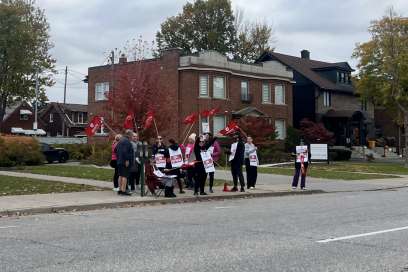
[204,132,221,193]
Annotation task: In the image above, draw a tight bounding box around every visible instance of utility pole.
[62,66,68,136]
[110,50,115,121]
[33,73,39,131]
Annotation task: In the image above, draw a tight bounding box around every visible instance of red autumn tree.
[103,65,173,140]
[299,118,334,144]
[238,116,277,146]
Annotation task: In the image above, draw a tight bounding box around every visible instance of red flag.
[85,116,102,137]
[183,113,198,124]
[123,112,134,129]
[219,120,239,136]
[207,108,219,116]
[201,109,210,117]
[144,111,154,129]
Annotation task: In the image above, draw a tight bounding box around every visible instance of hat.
[188,133,197,141]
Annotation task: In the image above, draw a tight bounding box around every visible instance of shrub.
[329,148,352,161]
[84,143,112,166]
[300,119,335,144]
[0,136,44,167]
[53,144,93,161]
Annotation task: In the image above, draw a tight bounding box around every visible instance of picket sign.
[201,150,215,173]
[249,152,259,167]
[155,153,166,168]
[208,146,214,155]
[229,142,237,162]
[296,145,309,163]
[169,148,183,168]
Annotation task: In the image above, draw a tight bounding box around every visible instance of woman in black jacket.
[193,135,215,196]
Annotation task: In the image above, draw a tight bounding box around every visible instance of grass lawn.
[0,175,103,196]
[19,165,113,181]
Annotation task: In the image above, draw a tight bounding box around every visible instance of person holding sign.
[229,133,246,192]
[204,132,221,193]
[244,136,258,190]
[193,135,216,196]
[152,136,167,170]
[292,140,311,190]
[166,139,185,194]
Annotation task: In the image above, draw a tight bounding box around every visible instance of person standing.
[292,140,310,190]
[244,136,258,190]
[110,134,121,192]
[193,135,214,196]
[115,130,134,196]
[129,132,142,193]
[204,132,221,193]
[184,133,196,189]
[229,133,245,192]
[166,138,185,195]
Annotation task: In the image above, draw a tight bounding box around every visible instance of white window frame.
[274,84,285,105]
[213,76,226,99]
[241,81,249,101]
[95,82,109,101]
[323,91,331,107]
[20,114,29,121]
[199,75,209,97]
[213,115,226,135]
[262,83,271,103]
[49,113,53,123]
[275,119,286,140]
[95,117,109,136]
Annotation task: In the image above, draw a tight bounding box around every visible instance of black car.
[40,143,69,163]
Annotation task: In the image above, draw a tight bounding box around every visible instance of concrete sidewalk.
[1,169,408,217]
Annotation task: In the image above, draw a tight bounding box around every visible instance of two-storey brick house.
[87,50,294,142]
[257,50,375,146]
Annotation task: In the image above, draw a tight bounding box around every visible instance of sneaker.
[122,191,132,196]
[301,187,307,191]
[179,190,186,194]
[250,187,255,190]
[113,187,119,192]
[292,187,297,190]
[240,188,245,192]
[193,192,198,196]
[209,188,214,193]
[200,192,207,195]
[230,187,238,192]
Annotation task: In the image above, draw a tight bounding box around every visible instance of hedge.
[0,136,44,167]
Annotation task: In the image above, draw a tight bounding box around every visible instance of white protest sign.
[169,148,183,168]
[229,142,237,162]
[296,145,309,163]
[202,122,210,133]
[155,153,166,168]
[310,144,328,160]
[249,152,259,166]
[201,150,215,173]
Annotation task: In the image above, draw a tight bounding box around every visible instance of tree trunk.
[405,112,408,167]
[0,95,7,132]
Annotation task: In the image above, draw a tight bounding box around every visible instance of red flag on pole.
[183,113,198,124]
[85,116,102,137]
[123,112,134,129]
[219,120,239,136]
[201,108,219,117]
[144,111,154,129]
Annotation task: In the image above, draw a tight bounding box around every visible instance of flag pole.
[103,120,117,134]
[153,118,159,137]
[182,123,195,145]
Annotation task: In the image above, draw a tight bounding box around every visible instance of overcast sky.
[35,0,408,105]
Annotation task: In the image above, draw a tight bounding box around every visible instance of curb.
[0,189,326,217]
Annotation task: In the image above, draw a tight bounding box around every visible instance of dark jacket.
[152,143,168,157]
[194,137,215,172]
[115,137,134,166]
[232,140,245,165]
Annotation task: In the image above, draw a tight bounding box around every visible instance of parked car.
[40,143,69,163]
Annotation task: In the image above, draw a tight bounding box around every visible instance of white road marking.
[0,226,18,229]
[214,206,237,210]
[317,226,408,243]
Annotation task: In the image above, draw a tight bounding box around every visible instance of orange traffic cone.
[223,182,230,192]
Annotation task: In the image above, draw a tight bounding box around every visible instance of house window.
[49,113,53,123]
[262,83,271,103]
[213,115,226,135]
[95,117,108,136]
[20,114,29,121]
[241,81,249,101]
[275,119,286,140]
[199,75,209,97]
[95,82,109,101]
[200,116,210,134]
[274,85,285,105]
[213,76,226,99]
[340,73,345,83]
[323,91,331,107]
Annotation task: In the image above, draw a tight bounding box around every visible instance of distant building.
[0,101,46,135]
[257,50,375,146]
[39,102,88,137]
[87,50,295,142]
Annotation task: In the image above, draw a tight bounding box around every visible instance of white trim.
[178,67,295,83]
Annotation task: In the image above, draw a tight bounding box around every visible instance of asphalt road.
[1,188,408,272]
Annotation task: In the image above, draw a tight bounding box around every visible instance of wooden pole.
[102,120,117,134]
[153,118,159,137]
[182,123,195,146]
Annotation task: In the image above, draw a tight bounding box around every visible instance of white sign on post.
[201,151,215,173]
[202,122,210,134]
[310,144,328,160]
[296,145,309,163]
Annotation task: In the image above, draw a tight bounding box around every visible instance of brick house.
[87,50,294,142]
[39,102,88,137]
[257,50,375,146]
[0,101,46,135]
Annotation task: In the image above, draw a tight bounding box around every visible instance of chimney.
[119,53,127,64]
[301,50,310,60]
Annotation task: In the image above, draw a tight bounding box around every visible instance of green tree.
[156,0,236,56]
[0,0,55,125]
[353,8,408,163]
